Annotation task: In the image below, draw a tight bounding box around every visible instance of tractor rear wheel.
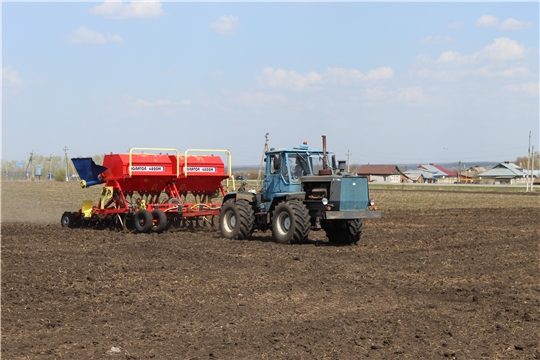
[271,200,310,244]
[151,209,168,232]
[323,219,363,245]
[134,209,153,233]
[219,199,255,240]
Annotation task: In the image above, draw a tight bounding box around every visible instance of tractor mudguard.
[222,191,256,205]
[267,192,306,212]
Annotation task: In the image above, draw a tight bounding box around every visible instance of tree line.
[2,154,103,181]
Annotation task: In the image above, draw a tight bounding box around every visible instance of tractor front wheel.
[323,218,364,245]
[271,200,310,244]
[134,209,153,233]
[219,199,255,240]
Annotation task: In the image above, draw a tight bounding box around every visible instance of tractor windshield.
[309,152,334,174]
[310,153,324,174]
[289,153,311,182]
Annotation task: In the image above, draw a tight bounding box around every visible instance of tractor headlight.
[322,198,329,206]
[369,199,375,206]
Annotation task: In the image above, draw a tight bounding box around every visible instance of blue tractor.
[219,136,381,244]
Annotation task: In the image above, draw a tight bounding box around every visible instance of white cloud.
[89,0,164,20]
[210,16,240,36]
[68,26,123,44]
[366,67,394,80]
[499,18,533,30]
[437,51,461,63]
[474,67,531,78]
[420,36,454,45]
[256,66,393,91]
[505,82,538,95]
[475,38,525,61]
[476,15,499,28]
[256,67,322,91]
[437,38,525,64]
[2,66,22,86]
[475,15,532,30]
[397,87,425,103]
[517,82,538,95]
[447,22,465,29]
[363,86,387,102]
[324,68,364,85]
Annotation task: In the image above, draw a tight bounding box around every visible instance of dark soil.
[2,207,539,359]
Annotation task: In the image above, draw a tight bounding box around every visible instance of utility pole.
[531,145,535,190]
[257,133,269,187]
[527,131,531,191]
[346,150,352,173]
[48,154,53,180]
[24,150,34,180]
[63,146,69,182]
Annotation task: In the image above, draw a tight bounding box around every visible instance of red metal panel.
[175,155,229,194]
[100,153,229,194]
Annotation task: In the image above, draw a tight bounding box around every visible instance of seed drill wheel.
[151,210,168,232]
[134,209,153,232]
[219,199,255,240]
[61,212,78,228]
[271,200,311,244]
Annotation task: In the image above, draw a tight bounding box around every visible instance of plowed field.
[1,181,539,359]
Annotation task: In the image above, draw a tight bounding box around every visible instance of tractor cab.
[263,144,335,202]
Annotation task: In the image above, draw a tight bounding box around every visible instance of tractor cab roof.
[267,144,326,155]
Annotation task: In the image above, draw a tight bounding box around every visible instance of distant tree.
[54,169,66,182]
[92,155,104,165]
[515,155,540,170]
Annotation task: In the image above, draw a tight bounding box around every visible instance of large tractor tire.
[134,209,153,233]
[219,199,255,240]
[322,218,364,245]
[271,200,311,244]
[151,209,168,232]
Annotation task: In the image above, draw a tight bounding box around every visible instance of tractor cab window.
[270,154,280,174]
[310,153,334,174]
[289,153,311,182]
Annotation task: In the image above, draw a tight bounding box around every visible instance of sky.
[2,1,539,167]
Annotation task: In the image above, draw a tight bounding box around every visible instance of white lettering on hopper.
[186,167,217,173]
[131,166,165,172]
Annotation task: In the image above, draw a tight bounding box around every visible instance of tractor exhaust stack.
[319,135,332,175]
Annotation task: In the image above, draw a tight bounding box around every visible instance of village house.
[402,169,434,183]
[477,162,527,184]
[417,164,458,183]
[357,165,405,183]
[461,165,487,183]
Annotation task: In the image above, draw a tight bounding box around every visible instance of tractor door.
[263,152,304,201]
[263,153,287,201]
